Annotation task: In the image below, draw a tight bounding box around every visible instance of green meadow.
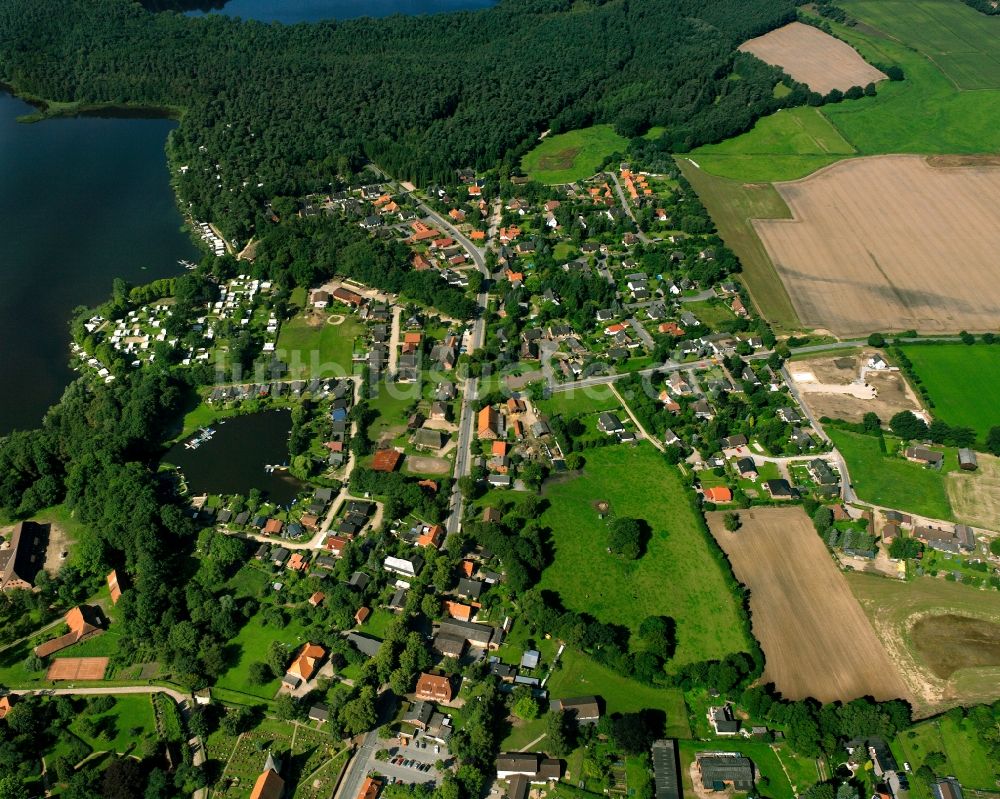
[899,344,1000,440]
[538,444,751,667]
[521,125,629,184]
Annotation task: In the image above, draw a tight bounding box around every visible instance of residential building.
[416,672,453,702]
[933,778,964,799]
[286,643,326,684]
[496,753,562,783]
[478,406,502,440]
[550,696,601,724]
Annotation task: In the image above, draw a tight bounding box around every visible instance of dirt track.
[754,155,1000,335]
[707,507,909,703]
[739,22,887,94]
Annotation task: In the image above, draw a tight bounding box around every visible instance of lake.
[165,410,307,506]
[0,90,197,434]
[180,0,494,23]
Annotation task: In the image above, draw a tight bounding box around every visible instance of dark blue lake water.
[185,0,494,23]
[0,91,198,434]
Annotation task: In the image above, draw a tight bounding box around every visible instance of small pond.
[165,409,306,506]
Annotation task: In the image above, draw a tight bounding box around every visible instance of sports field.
[538,444,752,667]
[849,571,1000,714]
[707,507,908,703]
[690,107,855,182]
[521,125,628,184]
[898,344,1000,439]
[754,156,1000,335]
[739,22,886,95]
[676,158,798,331]
[828,428,956,519]
[275,310,362,379]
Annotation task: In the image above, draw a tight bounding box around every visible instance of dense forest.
[0,0,797,239]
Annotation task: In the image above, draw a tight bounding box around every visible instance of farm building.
[0,521,45,591]
[958,449,978,471]
[651,740,681,799]
[904,447,943,466]
[550,696,601,724]
[696,753,755,791]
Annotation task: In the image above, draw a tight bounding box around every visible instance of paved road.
[608,171,651,245]
[627,317,655,349]
[334,732,379,799]
[446,376,479,537]
[387,306,402,378]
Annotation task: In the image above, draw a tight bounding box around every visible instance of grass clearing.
[539,445,752,667]
[676,158,798,331]
[690,107,855,182]
[899,344,1000,440]
[535,387,622,418]
[547,648,692,738]
[893,715,999,795]
[828,428,955,519]
[521,125,628,184]
[214,607,313,699]
[70,694,157,755]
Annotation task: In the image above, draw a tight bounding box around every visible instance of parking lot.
[366,734,450,786]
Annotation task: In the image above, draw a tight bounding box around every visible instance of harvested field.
[707,507,908,703]
[754,155,1000,335]
[739,22,886,95]
[404,455,451,475]
[911,614,1000,679]
[46,657,108,681]
[947,452,1000,531]
[789,351,924,423]
[848,572,1000,714]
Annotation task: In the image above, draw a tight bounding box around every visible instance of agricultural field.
[521,125,628,184]
[849,572,1000,714]
[947,452,1000,531]
[898,344,1000,439]
[538,445,753,668]
[690,106,856,182]
[788,352,924,424]
[827,429,957,520]
[676,159,798,331]
[706,507,908,703]
[275,309,363,379]
[840,0,1000,91]
[739,22,886,95]
[754,156,1000,335]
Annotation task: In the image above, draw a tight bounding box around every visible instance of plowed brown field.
[754,155,1000,335]
[739,22,887,94]
[707,507,909,703]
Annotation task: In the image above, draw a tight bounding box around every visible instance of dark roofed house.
[433,634,466,659]
[651,740,681,799]
[597,412,625,435]
[437,618,494,648]
[905,446,943,466]
[697,753,755,791]
[735,457,757,479]
[808,459,838,486]
[496,753,562,783]
[404,700,434,730]
[309,704,329,723]
[348,571,370,590]
[457,577,484,600]
[551,696,601,724]
[764,479,795,500]
[709,705,740,735]
[346,632,383,658]
[507,774,529,799]
[0,521,46,591]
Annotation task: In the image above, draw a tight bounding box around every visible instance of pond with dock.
[165,409,307,506]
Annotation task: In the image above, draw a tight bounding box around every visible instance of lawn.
[690,106,856,182]
[521,125,628,184]
[893,715,998,797]
[276,310,363,379]
[70,694,157,755]
[547,648,692,739]
[214,607,313,699]
[368,381,421,443]
[535,387,621,418]
[828,428,955,519]
[899,344,1000,440]
[676,158,798,331]
[539,445,752,667]
[683,299,738,329]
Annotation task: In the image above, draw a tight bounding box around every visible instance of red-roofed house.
[704,486,732,503]
[355,606,371,625]
[287,553,308,572]
[372,449,403,472]
[287,643,326,682]
[415,672,453,702]
[263,519,284,536]
[444,600,473,621]
[477,407,502,440]
[332,287,364,306]
[417,525,444,549]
